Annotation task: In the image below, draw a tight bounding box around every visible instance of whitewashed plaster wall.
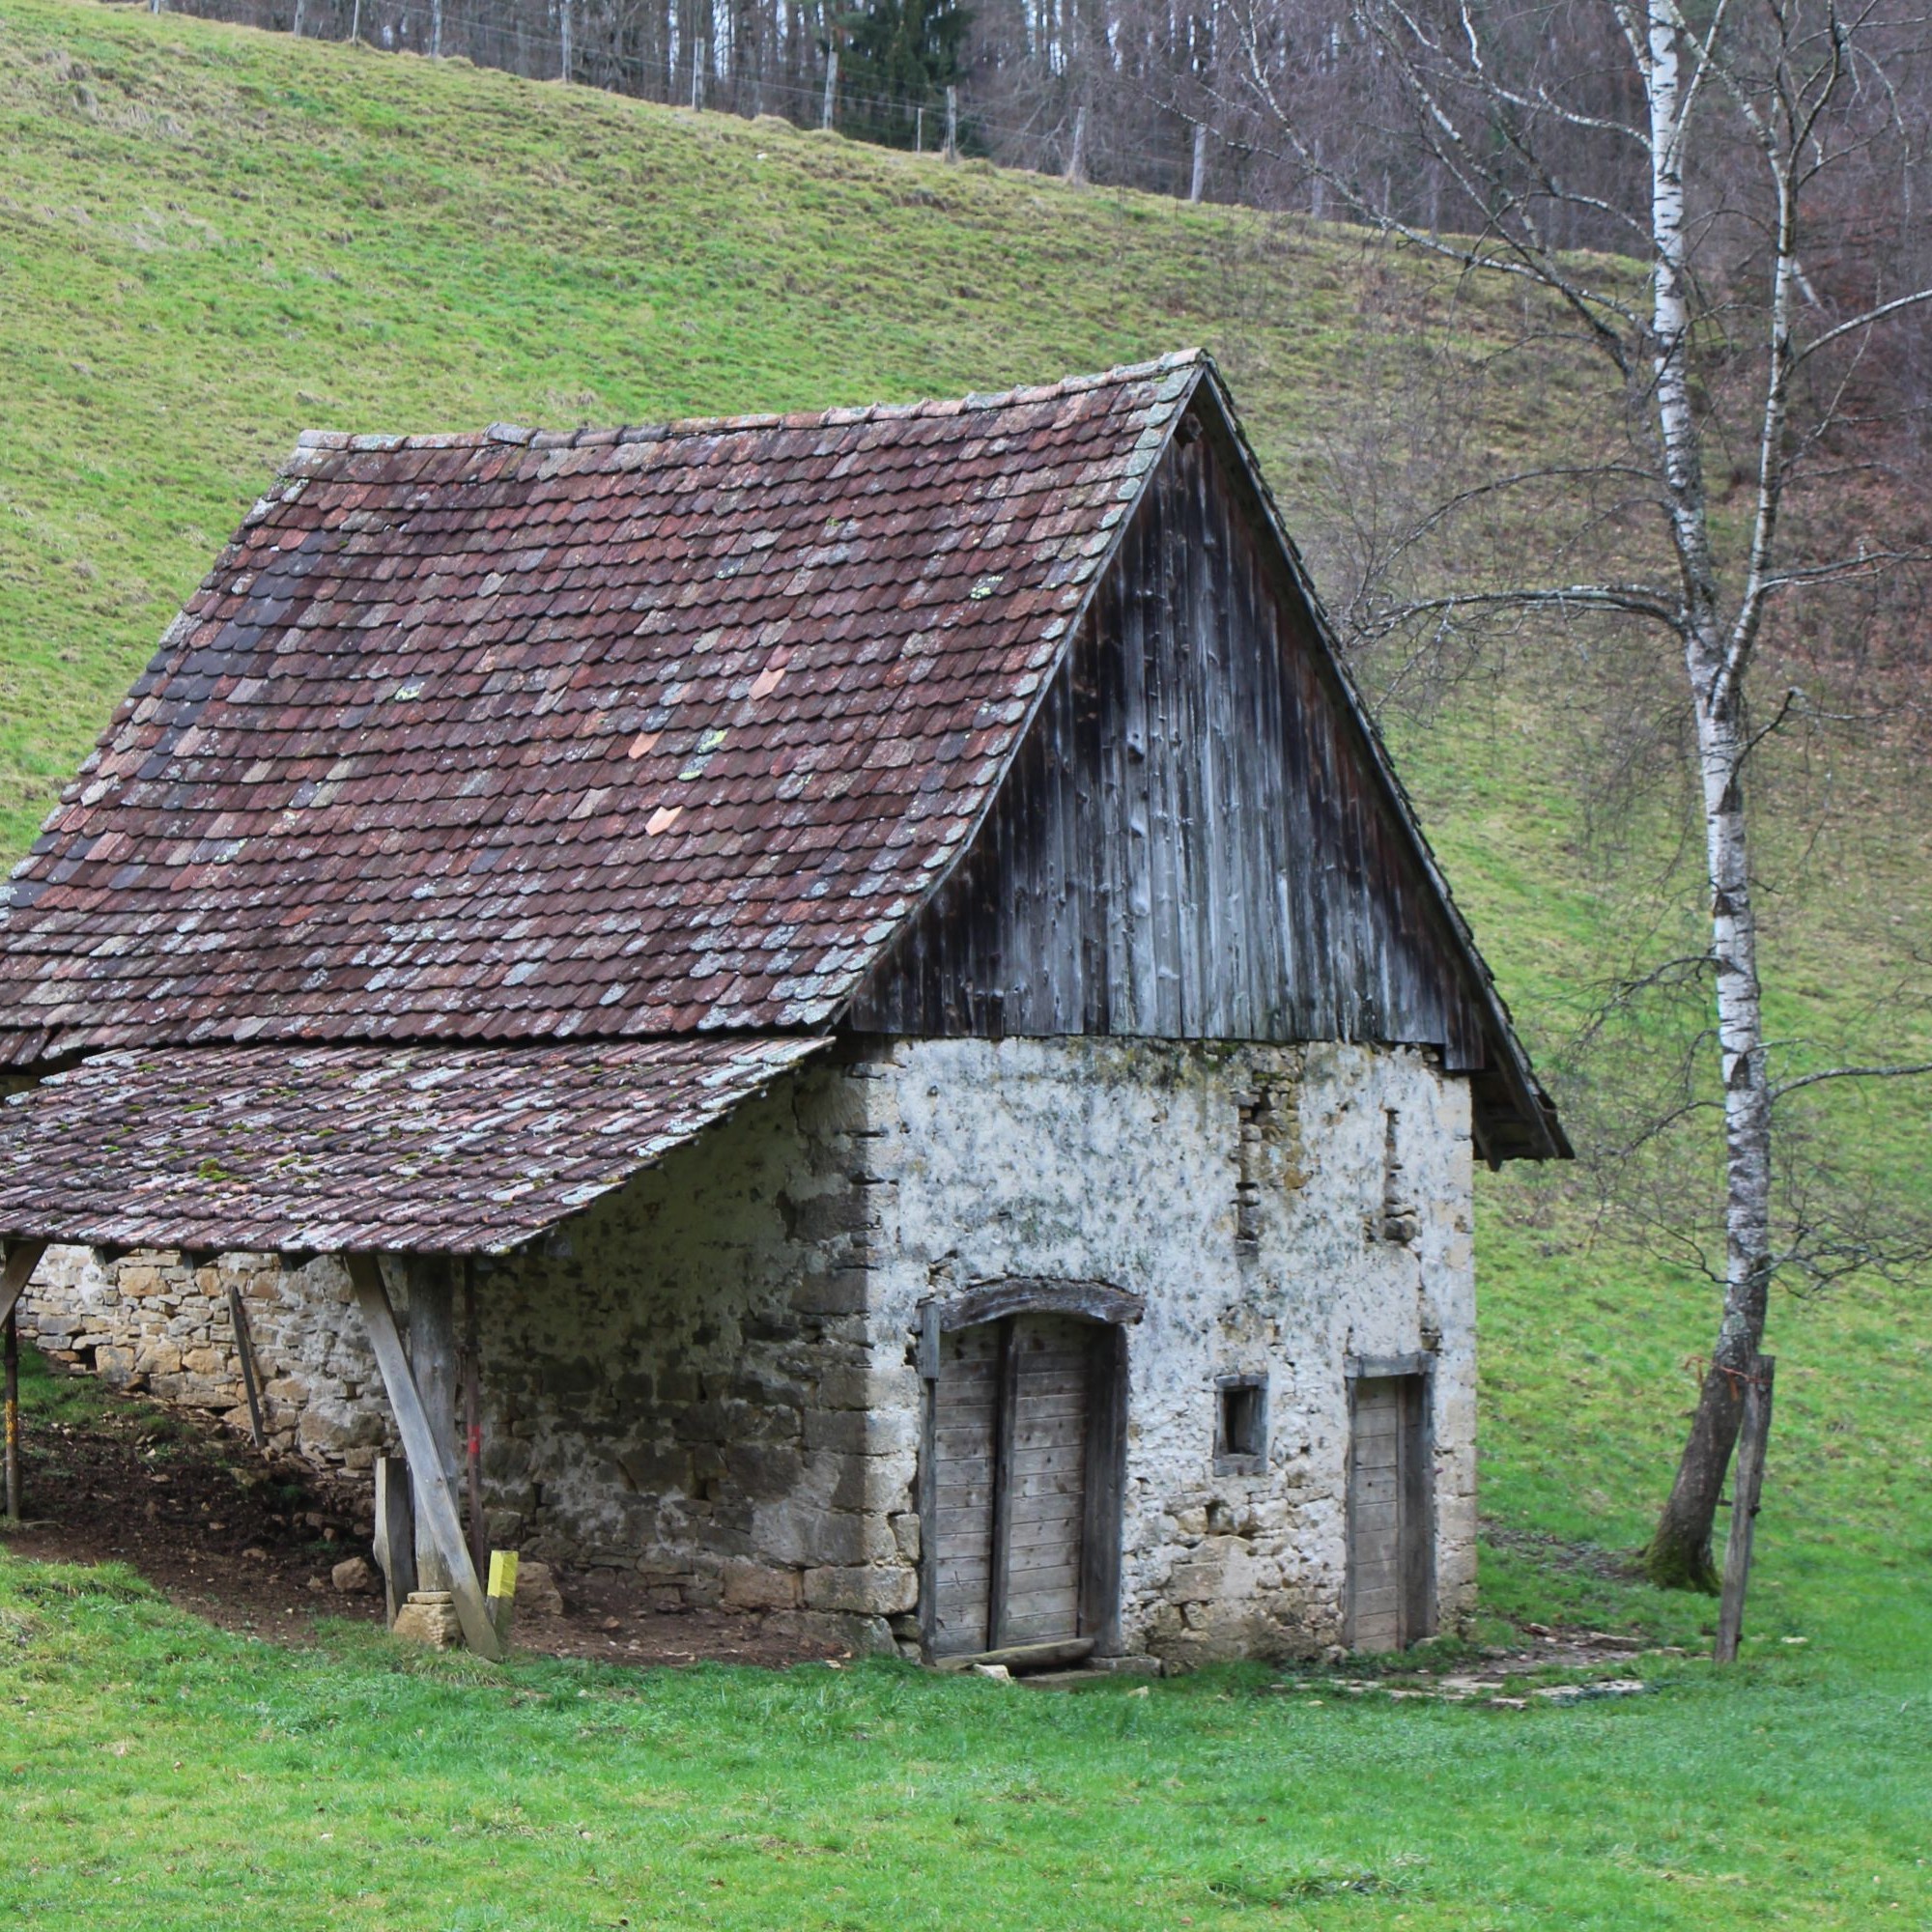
[864,1035,1476,1665]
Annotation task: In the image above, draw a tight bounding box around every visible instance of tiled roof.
[0,355,1204,1066]
[0,1037,827,1255]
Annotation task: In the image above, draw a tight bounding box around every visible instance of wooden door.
[997,1313,1093,1649]
[928,1312,1112,1658]
[1346,1374,1433,1651]
[931,1320,1002,1656]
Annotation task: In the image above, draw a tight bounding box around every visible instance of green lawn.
[2,2,1930,1924]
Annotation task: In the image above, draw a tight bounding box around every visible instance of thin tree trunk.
[1639,0,1777,1590]
[1646,695,1774,1586]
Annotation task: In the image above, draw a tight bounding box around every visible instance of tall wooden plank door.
[993,1313,1093,1649]
[1346,1375,1434,1651]
[928,1313,1107,1658]
[930,1321,1002,1657]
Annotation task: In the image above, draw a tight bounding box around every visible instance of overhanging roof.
[0,1037,826,1257]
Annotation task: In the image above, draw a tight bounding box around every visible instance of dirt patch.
[0,1357,844,1669]
[1481,1519,1646,1583]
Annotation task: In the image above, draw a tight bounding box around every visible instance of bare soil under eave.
[0,1352,844,1669]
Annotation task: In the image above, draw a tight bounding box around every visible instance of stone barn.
[0,352,1565,1668]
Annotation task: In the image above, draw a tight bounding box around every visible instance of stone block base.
[391,1590,461,1648]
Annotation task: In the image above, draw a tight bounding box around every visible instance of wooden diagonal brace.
[343,1252,502,1662]
[0,1241,47,1329]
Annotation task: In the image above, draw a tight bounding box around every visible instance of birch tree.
[1218,0,1932,1588]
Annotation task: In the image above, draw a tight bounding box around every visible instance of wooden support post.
[403,1255,462,1592]
[226,1281,267,1449]
[344,1254,501,1661]
[1188,120,1208,203]
[821,44,838,129]
[4,1307,18,1524]
[944,84,957,160]
[0,1243,46,1528]
[373,1454,417,1627]
[1714,1355,1775,1663]
[462,1262,485,1581]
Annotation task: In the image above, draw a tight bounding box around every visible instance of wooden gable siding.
[848,413,1491,1071]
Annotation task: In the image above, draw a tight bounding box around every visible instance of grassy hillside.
[2,3,1930,1924]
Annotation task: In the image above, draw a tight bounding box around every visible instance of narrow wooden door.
[996,1313,1092,1648]
[1346,1374,1433,1651]
[931,1320,1002,1656]
[929,1313,1105,1657]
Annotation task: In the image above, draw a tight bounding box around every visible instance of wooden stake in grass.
[486,1548,519,1643]
[1714,1355,1775,1663]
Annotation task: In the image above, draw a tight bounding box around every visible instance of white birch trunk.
[1642,0,1779,1586]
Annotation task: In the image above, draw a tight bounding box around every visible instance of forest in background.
[128,1,1932,611]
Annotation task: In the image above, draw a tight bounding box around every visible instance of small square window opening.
[1215,1376,1266,1473]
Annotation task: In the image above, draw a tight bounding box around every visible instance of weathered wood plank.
[1714,1356,1776,1664]
[400,1255,461,1592]
[846,415,1487,1079]
[985,1319,1021,1648]
[344,1253,500,1662]
[934,1636,1094,1674]
[373,1453,417,1628]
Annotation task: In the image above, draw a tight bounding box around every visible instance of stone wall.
[22,1244,392,1469]
[466,1052,916,1641]
[862,1036,1476,1666]
[17,1034,1475,1665]
[18,1048,916,1651]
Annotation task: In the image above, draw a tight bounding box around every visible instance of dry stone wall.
[17,1034,1475,1665]
[22,1245,391,1466]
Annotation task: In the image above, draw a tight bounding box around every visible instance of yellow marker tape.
[486,1549,519,1601]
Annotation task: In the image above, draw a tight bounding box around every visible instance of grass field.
[1,2,1930,1924]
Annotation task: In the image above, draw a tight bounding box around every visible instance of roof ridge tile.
[278,354,1202,463]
